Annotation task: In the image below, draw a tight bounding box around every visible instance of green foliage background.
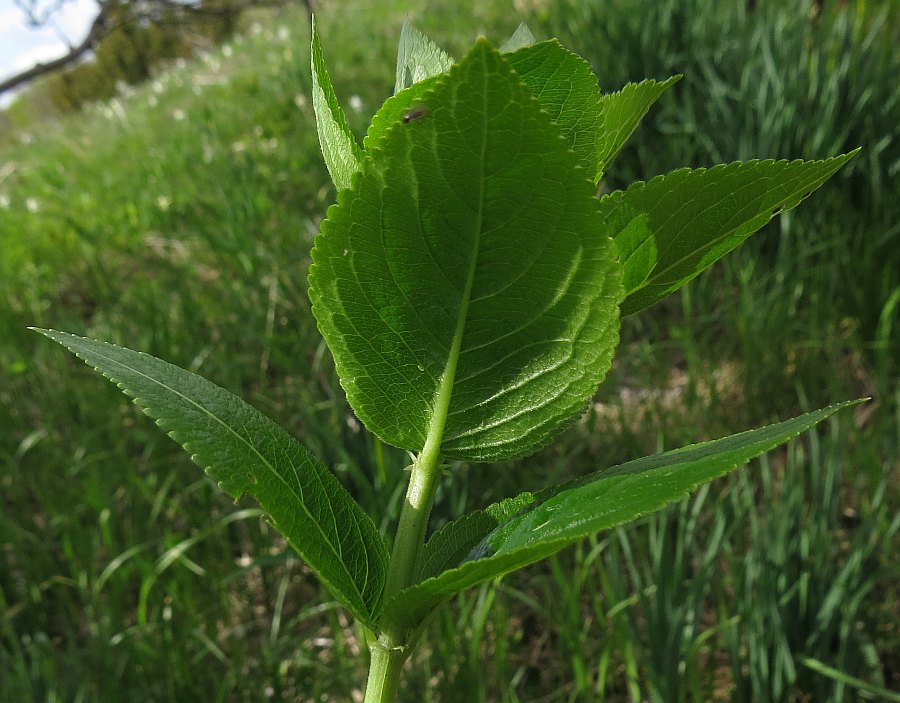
[0,0,896,700]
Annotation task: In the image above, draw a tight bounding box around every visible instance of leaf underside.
[394,20,454,94]
[309,40,624,462]
[504,40,604,176]
[35,329,388,629]
[368,41,598,173]
[607,151,859,316]
[499,23,536,53]
[595,76,681,181]
[384,399,863,629]
[311,17,363,191]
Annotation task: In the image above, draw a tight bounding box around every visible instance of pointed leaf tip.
[311,19,363,191]
[606,152,858,316]
[383,399,863,629]
[33,328,389,628]
[394,21,453,94]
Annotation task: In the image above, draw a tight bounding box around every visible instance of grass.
[1,0,897,700]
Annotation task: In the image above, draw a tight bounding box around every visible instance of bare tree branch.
[0,7,109,97]
[15,0,76,28]
[1,0,307,99]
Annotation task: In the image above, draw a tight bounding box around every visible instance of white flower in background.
[147,95,158,107]
[349,95,363,112]
[172,108,186,121]
[231,141,246,153]
[109,99,126,120]
[277,26,290,42]
[20,133,33,145]
[152,79,165,94]
[175,58,186,70]
[0,194,10,210]
[25,197,40,213]
[116,80,135,98]
[222,44,233,58]
[294,94,308,111]
[0,161,15,182]
[157,195,171,211]
[203,54,221,72]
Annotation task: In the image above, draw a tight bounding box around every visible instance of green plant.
[33,20,862,702]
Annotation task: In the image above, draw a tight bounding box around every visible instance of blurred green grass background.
[1,0,897,700]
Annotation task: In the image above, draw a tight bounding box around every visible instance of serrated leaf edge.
[33,328,388,627]
[383,399,864,626]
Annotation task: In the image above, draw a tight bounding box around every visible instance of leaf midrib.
[420,61,490,456]
[60,335,372,610]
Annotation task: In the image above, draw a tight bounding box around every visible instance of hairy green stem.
[363,638,406,703]
[363,440,443,703]
[364,180,481,701]
[363,288,474,700]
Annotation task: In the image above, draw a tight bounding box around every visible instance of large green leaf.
[595,76,681,181]
[606,153,859,316]
[34,329,389,628]
[383,400,863,629]
[394,21,453,94]
[309,40,624,462]
[311,17,363,191]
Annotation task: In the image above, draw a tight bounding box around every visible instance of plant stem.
[383,442,444,606]
[363,440,444,703]
[364,222,476,701]
[363,638,405,703]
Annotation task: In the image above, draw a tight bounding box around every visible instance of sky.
[0,0,99,107]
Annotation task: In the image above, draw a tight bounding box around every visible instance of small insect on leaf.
[402,105,430,123]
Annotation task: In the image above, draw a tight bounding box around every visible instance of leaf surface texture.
[309,40,623,461]
[384,400,862,627]
[606,153,859,316]
[36,330,388,628]
[311,17,363,191]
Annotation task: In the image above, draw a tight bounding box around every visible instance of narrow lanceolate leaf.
[595,76,680,181]
[311,17,363,191]
[310,40,624,462]
[499,23,536,53]
[34,329,388,628]
[394,21,453,94]
[606,152,859,317]
[384,400,864,629]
